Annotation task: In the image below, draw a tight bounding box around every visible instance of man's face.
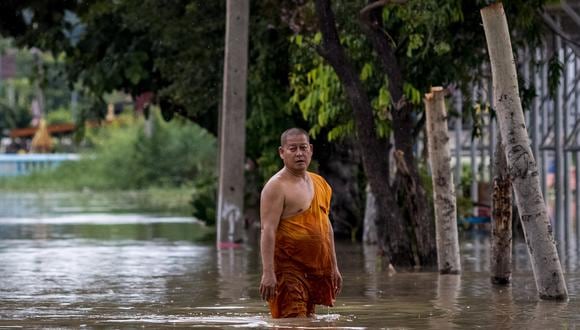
[279,133,313,171]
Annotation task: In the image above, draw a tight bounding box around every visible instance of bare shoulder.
[261,171,287,200]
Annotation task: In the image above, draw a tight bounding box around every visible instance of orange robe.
[268,172,335,318]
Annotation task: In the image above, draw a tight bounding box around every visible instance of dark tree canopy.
[0,1,226,134]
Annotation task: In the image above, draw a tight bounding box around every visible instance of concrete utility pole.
[217,0,250,248]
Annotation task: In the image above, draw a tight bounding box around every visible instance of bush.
[78,109,217,190]
[0,109,218,223]
[46,107,74,125]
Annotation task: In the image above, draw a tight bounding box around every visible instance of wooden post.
[490,132,512,284]
[425,87,461,274]
[481,3,568,299]
[217,0,250,248]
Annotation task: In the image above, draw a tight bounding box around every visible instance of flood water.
[1,192,580,329]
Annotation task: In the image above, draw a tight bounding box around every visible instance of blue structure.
[0,154,80,177]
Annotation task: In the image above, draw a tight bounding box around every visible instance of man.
[259,128,342,318]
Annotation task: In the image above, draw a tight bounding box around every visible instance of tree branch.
[357,0,404,105]
[359,0,407,27]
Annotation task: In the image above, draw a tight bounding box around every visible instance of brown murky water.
[0,192,579,329]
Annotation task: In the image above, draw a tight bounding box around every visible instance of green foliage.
[289,31,391,141]
[287,0,546,146]
[0,39,94,131]
[190,176,217,226]
[1,109,218,222]
[456,194,474,225]
[290,60,349,139]
[91,110,216,189]
[1,1,311,193]
[2,110,217,189]
[0,0,550,230]
[0,1,226,133]
[0,101,31,131]
[46,106,73,124]
[245,3,305,183]
[456,162,475,221]
[365,1,544,144]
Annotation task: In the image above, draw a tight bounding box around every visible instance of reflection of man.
[259,128,342,318]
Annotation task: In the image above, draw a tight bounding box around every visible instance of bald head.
[280,128,310,147]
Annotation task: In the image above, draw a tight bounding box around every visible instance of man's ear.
[310,144,314,152]
[278,146,284,158]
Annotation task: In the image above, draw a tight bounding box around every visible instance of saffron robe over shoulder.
[272,171,335,308]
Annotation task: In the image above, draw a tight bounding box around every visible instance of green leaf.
[403,83,421,105]
[295,34,303,47]
[378,87,391,108]
[313,32,322,44]
[360,63,373,81]
[125,64,144,85]
[434,42,451,55]
[406,34,424,57]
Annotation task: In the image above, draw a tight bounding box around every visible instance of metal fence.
[0,154,80,177]
[446,1,580,248]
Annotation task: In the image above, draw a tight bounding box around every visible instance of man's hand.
[259,271,277,301]
[332,267,342,296]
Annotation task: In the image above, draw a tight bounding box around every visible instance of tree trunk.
[316,138,364,240]
[425,87,461,274]
[481,3,567,299]
[216,0,250,248]
[363,185,378,245]
[314,0,414,266]
[490,131,512,284]
[359,0,437,267]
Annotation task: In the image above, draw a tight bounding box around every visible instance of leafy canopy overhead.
[286,0,546,141]
[0,0,225,133]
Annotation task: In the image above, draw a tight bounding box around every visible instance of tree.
[490,133,512,284]
[0,1,552,260]
[425,87,461,274]
[0,0,315,231]
[0,0,226,133]
[481,2,567,300]
[285,0,547,267]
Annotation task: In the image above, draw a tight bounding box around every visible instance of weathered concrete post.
[425,87,461,274]
[481,3,568,299]
[217,0,250,248]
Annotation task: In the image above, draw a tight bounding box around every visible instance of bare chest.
[281,178,314,219]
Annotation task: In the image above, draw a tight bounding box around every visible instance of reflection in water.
[0,192,579,328]
[491,286,514,329]
[217,247,252,301]
[461,232,491,272]
[527,300,571,330]
[430,274,461,329]
[0,191,174,218]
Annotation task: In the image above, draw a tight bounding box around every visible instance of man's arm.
[328,222,342,295]
[259,180,284,301]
